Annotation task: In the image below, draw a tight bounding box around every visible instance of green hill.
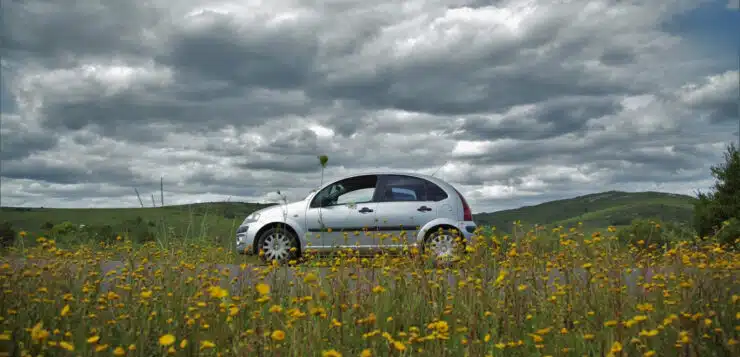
[1,202,274,244]
[1,190,698,243]
[473,190,697,233]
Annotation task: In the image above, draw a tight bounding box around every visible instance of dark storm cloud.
[315,61,634,117]
[707,101,739,124]
[37,78,315,141]
[0,114,59,161]
[0,180,133,201]
[161,10,320,90]
[1,157,141,186]
[599,46,637,66]
[239,156,321,174]
[0,0,160,63]
[256,129,320,156]
[1,74,17,113]
[454,96,623,141]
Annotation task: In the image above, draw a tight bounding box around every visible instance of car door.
[304,175,380,249]
[373,175,442,248]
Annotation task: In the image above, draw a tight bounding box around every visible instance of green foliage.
[475,191,696,233]
[615,218,693,249]
[0,222,16,248]
[120,217,157,244]
[318,154,329,168]
[693,143,740,240]
[713,218,740,249]
[49,221,77,237]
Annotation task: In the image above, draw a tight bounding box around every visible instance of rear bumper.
[459,221,477,241]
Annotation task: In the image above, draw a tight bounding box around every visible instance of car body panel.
[305,201,380,248]
[236,171,477,256]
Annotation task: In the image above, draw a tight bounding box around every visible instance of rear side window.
[425,181,448,201]
[379,175,427,202]
[379,175,448,202]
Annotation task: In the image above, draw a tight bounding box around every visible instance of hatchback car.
[236,172,477,263]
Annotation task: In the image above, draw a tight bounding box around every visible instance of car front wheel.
[256,226,300,264]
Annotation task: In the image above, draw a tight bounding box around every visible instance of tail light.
[454,188,473,221]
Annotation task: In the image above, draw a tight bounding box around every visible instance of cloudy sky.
[1,0,738,213]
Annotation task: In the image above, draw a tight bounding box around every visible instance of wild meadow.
[1,223,738,357]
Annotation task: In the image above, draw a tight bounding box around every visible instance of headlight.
[245,212,260,222]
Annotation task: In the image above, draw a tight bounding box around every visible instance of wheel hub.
[262,232,292,261]
[429,234,455,259]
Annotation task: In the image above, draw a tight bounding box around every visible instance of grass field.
[1,223,738,357]
[2,190,737,356]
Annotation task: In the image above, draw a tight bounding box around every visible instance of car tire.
[256,226,300,264]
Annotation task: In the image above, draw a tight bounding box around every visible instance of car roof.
[323,171,454,190]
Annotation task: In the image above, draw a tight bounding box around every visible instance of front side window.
[309,175,378,208]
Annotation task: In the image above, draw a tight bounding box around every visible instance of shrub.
[81,224,117,243]
[714,218,740,249]
[49,221,78,238]
[0,222,16,248]
[693,143,740,241]
[616,218,685,250]
[40,221,54,230]
[121,217,156,243]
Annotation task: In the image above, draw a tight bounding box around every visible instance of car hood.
[252,200,306,219]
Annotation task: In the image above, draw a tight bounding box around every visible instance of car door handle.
[358,207,374,213]
[417,206,432,212]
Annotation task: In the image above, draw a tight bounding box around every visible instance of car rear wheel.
[423,228,461,261]
[256,227,299,264]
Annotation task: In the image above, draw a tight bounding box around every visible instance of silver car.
[236,171,477,262]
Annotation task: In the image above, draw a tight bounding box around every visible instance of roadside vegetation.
[1,145,738,356]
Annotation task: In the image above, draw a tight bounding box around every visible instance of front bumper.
[235,225,257,254]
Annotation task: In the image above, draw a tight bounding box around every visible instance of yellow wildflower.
[256,283,270,296]
[610,341,622,353]
[271,330,286,341]
[59,341,75,351]
[200,340,216,350]
[208,286,229,299]
[159,334,176,347]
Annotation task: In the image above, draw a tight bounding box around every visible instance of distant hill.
[0,202,275,242]
[473,190,697,233]
[1,191,697,240]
